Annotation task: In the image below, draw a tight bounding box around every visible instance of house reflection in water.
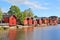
[8,27,33,40]
[9,29,17,40]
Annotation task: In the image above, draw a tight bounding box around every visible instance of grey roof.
[33,17,49,20]
[3,13,15,18]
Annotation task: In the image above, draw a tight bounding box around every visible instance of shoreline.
[0,24,58,31]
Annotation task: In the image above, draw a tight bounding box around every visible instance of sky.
[0,0,60,17]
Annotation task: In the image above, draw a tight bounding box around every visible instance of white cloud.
[24,1,48,10]
[5,0,48,10]
[6,0,28,4]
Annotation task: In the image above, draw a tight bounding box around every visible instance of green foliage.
[23,8,33,17]
[8,5,21,19]
[58,17,60,20]
[0,27,4,30]
[0,8,3,21]
[8,6,34,24]
[8,5,21,24]
[20,8,34,24]
[34,15,38,18]
[27,8,33,17]
[20,12,25,24]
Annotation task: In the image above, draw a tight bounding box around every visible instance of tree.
[8,6,34,24]
[23,8,33,17]
[0,8,3,23]
[20,12,25,24]
[34,15,38,18]
[20,8,34,24]
[8,5,21,19]
[27,8,33,17]
[58,17,60,19]
[8,5,21,24]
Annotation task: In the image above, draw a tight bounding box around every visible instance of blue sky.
[0,0,60,17]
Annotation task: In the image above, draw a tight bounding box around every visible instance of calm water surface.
[0,24,60,40]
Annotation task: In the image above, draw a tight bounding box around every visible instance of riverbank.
[0,24,58,31]
[0,23,58,32]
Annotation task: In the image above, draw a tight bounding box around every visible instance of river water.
[0,24,60,40]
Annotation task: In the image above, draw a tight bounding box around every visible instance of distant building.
[2,13,10,23]
[49,16,58,25]
[23,17,28,26]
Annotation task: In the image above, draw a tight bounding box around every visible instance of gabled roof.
[3,13,16,19]
[12,15,16,19]
[49,16,58,18]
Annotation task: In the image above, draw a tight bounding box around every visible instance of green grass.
[0,27,4,31]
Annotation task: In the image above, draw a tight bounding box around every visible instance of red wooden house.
[49,16,58,25]
[39,19,42,25]
[24,17,33,26]
[2,13,9,23]
[9,15,16,26]
[33,18,37,26]
[28,17,33,26]
[46,18,49,25]
[41,17,48,24]
[23,17,28,26]
[36,17,42,25]
[3,17,9,23]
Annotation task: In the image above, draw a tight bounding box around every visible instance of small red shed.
[3,13,9,23]
[33,19,37,26]
[28,17,33,25]
[3,17,9,23]
[23,17,28,25]
[49,19,53,25]
[9,15,16,26]
[36,18,42,25]
[39,19,42,25]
